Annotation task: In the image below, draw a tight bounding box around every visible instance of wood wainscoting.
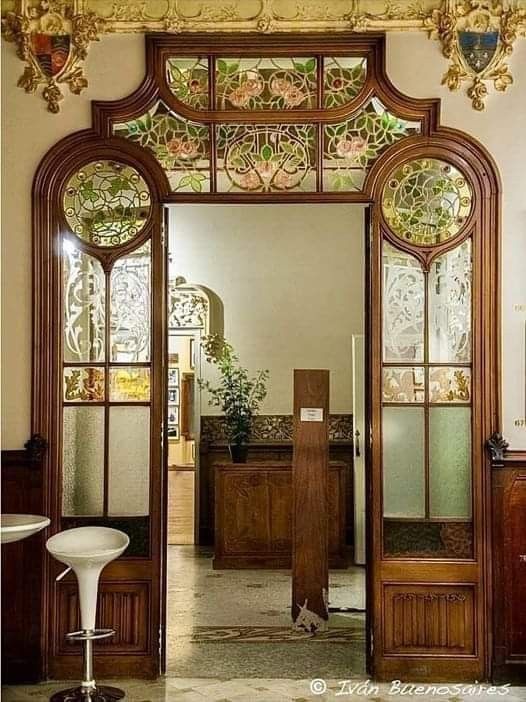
[1,438,47,683]
[491,448,526,683]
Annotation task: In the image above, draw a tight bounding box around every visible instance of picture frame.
[190,338,196,370]
[167,424,179,440]
[168,404,179,424]
[168,388,179,404]
[168,368,179,386]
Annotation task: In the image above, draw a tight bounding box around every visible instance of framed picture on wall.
[168,388,179,404]
[168,405,179,424]
[167,424,179,439]
[190,338,196,370]
[168,368,179,387]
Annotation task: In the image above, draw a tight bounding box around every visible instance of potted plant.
[199,334,269,463]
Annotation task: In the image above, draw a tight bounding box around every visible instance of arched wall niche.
[31,33,500,683]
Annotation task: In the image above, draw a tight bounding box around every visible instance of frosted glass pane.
[108,406,150,516]
[428,239,472,363]
[430,407,472,519]
[62,406,104,516]
[383,242,425,362]
[382,407,425,518]
[383,367,425,403]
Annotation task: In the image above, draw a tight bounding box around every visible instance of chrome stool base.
[50,685,125,702]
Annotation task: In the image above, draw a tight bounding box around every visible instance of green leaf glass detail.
[323,57,367,108]
[323,98,421,192]
[215,57,317,110]
[63,160,151,247]
[113,102,211,193]
[216,123,316,193]
[382,158,473,245]
[166,57,209,110]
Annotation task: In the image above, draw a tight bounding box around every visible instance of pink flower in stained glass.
[238,171,260,190]
[244,78,263,97]
[283,87,305,107]
[189,78,205,94]
[255,160,277,181]
[167,138,199,159]
[270,77,293,97]
[336,136,368,160]
[228,86,251,108]
[274,170,297,189]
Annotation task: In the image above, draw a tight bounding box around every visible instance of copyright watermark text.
[309,679,512,697]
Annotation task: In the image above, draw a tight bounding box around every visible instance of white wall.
[2,32,525,448]
[169,204,365,414]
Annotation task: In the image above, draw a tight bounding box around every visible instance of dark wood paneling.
[1,443,47,683]
[492,449,526,683]
[213,462,346,569]
[292,370,330,628]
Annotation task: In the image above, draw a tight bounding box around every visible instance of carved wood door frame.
[32,33,500,681]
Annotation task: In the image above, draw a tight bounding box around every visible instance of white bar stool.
[46,526,130,702]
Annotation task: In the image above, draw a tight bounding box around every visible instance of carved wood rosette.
[425,0,526,110]
[1,0,101,112]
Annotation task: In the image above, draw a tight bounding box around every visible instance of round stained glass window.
[381,158,473,246]
[63,160,151,247]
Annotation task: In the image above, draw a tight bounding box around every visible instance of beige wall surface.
[1,32,525,448]
[169,203,365,415]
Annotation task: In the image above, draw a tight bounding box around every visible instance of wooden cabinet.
[214,461,347,569]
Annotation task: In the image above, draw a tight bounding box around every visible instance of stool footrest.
[66,628,115,641]
[50,685,125,702]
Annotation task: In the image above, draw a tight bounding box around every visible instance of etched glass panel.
[323,98,420,191]
[216,57,317,110]
[62,406,104,516]
[323,57,367,108]
[216,123,316,192]
[166,57,209,109]
[383,367,425,403]
[429,367,471,403]
[428,239,472,363]
[63,241,105,363]
[382,158,473,245]
[108,406,150,516]
[63,160,151,247]
[429,407,472,519]
[383,243,425,362]
[113,102,211,193]
[383,407,425,518]
[64,367,105,402]
[109,367,151,402]
[110,241,151,362]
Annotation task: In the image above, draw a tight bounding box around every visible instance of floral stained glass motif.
[113,102,210,193]
[166,57,209,110]
[63,160,151,247]
[323,57,367,108]
[109,367,150,402]
[428,239,472,363]
[383,243,425,362]
[63,241,105,363]
[383,367,425,403]
[429,367,471,403]
[216,57,317,110]
[64,367,105,402]
[382,158,473,245]
[216,124,316,192]
[110,241,151,362]
[323,98,420,191]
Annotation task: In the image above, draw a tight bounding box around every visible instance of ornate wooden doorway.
[33,33,499,681]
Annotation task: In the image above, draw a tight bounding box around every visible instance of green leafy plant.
[198,334,269,446]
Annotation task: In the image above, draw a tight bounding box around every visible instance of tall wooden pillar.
[292,369,329,632]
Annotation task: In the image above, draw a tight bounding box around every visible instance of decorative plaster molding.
[1,1,525,111]
[2,0,101,112]
[425,0,526,110]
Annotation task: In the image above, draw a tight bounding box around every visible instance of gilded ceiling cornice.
[1,0,525,111]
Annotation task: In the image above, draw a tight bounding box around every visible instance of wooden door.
[33,144,167,679]
[352,334,366,566]
[369,148,497,681]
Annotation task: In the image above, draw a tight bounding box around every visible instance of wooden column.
[292,369,329,632]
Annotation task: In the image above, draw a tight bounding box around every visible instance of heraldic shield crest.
[458,28,499,74]
[31,31,71,78]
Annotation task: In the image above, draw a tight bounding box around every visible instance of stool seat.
[46,526,129,566]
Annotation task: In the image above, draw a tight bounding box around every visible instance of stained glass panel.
[323,98,420,191]
[113,102,211,193]
[323,57,367,108]
[63,406,104,516]
[383,367,425,403]
[63,160,151,247]
[429,367,471,403]
[383,243,425,362]
[166,57,209,109]
[64,367,105,402]
[428,239,472,363]
[109,367,151,402]
[63,241,105,363]
[216,123,316,192]
[382,158,473,245]
[110,241,151,362]
[216,57,317,110]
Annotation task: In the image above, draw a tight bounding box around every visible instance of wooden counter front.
[213,461,347,569]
